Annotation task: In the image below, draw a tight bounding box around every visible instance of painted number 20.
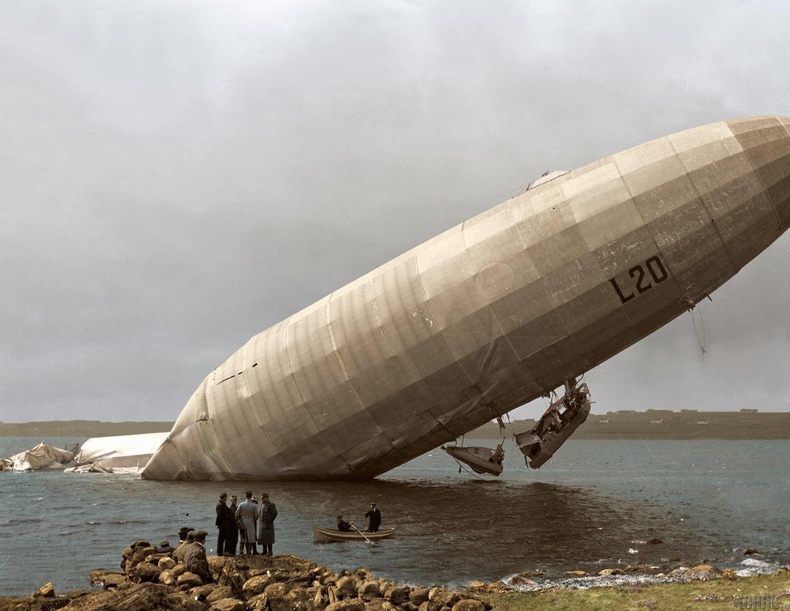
[610,256,668,304]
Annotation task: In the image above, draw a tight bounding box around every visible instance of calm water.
[1,437,788,596]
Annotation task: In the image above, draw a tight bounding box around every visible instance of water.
[1,436,788,596]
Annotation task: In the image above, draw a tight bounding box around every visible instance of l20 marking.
[610,255,669,304]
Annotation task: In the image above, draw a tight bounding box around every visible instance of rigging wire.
[689,306,707,356]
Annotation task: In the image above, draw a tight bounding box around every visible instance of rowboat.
[312,526,396,543]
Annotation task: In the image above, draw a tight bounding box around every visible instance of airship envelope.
[142,116,790,481]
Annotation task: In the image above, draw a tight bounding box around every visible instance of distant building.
[740,408,759,413]
[599,419,610,423]
[650,419,665,424]
[697,420,709,425]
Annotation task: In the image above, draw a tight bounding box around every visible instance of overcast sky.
[1,0,789,424]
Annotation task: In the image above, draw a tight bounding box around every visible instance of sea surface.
[1,436,788,597]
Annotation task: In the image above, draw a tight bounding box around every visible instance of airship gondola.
[142,115,790,481]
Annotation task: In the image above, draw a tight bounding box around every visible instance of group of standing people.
[215,491,278,557]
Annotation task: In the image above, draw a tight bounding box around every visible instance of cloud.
[1,0,789,423]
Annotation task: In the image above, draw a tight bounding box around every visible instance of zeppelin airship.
[142,115,790,481]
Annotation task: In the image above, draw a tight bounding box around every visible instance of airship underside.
[142,116,790,481]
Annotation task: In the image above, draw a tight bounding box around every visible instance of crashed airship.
[142,115,790,481]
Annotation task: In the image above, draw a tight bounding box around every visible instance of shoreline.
[1,539,787,611]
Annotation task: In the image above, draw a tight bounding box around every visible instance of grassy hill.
[0,420,173,438]
[2,410,788,440]
[470,410,790,439]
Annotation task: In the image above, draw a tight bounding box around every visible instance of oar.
[350,522,376,545]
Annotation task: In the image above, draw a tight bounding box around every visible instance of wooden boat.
[312,526,396,543]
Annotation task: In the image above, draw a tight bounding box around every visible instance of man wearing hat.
[175,529,196,563]
[257,492,278,556]
[215,492,233,556]
[227,495,239,556]
[235,491,259,555]
[184,530,212,583]
[365,503,382,532]
[336,514,353,532]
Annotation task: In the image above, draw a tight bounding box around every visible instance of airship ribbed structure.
[142,116,790,481]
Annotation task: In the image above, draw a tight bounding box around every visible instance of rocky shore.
[0,538,491,611]
[2,538,789,611]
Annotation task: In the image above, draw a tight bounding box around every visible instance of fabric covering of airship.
[142,116,790,481]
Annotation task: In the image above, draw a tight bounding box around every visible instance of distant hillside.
[470,410,790,439]
[2,410,789,440]
[0,420,173,438]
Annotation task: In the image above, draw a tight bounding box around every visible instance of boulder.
[325,598,367,611]
[384,585,410,605]
[564,570,587,577]
[507,574,538,586]
[242,574,275,597]
[206,586,235,603]
[159,569,177,586]
[37,582,55,598]
[410,586,430,605]
[177,572,204,589]
[598,568,625,577]
[209,598,245,611]
[452,600,486,611]
[358,580,381,601]
[133,561,161,583]
[246,593,270,611]
[159,556,177,570]
[335,575,358,599]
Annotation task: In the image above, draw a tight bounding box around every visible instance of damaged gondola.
[514,379,591,468]
[442,443,505,476]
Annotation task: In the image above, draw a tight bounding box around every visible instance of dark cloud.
[1,0,789,423]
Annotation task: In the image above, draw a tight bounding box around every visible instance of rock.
[133,561,162,583]
[242,574,275,596]
[246,593,270,611]
[721,569,738,580]
[37,582,55,597]
[325,598,367,611]
[172,563,188,577]
[159,556,177,570]
[452,600,486,611]
[357,580,381,601]
[744,548,760,555]
[427,587,461,609]
[89,569,128,589]
[598,568,625,577]
[776,567,790,575]
[209,598,245,611]
[206,586,234,603]
[384,585,410,605]
[685,565,720,581]
[177,571,204,589]
[335,575,358,599]
[159,569,178,586]
[646,538,663,545]
[410,586,430,605]
[564,570,587,577]
[63,582,206,611]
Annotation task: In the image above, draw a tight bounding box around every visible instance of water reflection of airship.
[142,116,790,481]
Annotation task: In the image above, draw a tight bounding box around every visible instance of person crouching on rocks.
[184,530,212,583]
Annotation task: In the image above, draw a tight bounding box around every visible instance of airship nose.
[729,115,790,230]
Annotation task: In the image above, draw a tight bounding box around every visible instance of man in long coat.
[256,492,278,556]
[235,491,259,555]
[215,492,233,556]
